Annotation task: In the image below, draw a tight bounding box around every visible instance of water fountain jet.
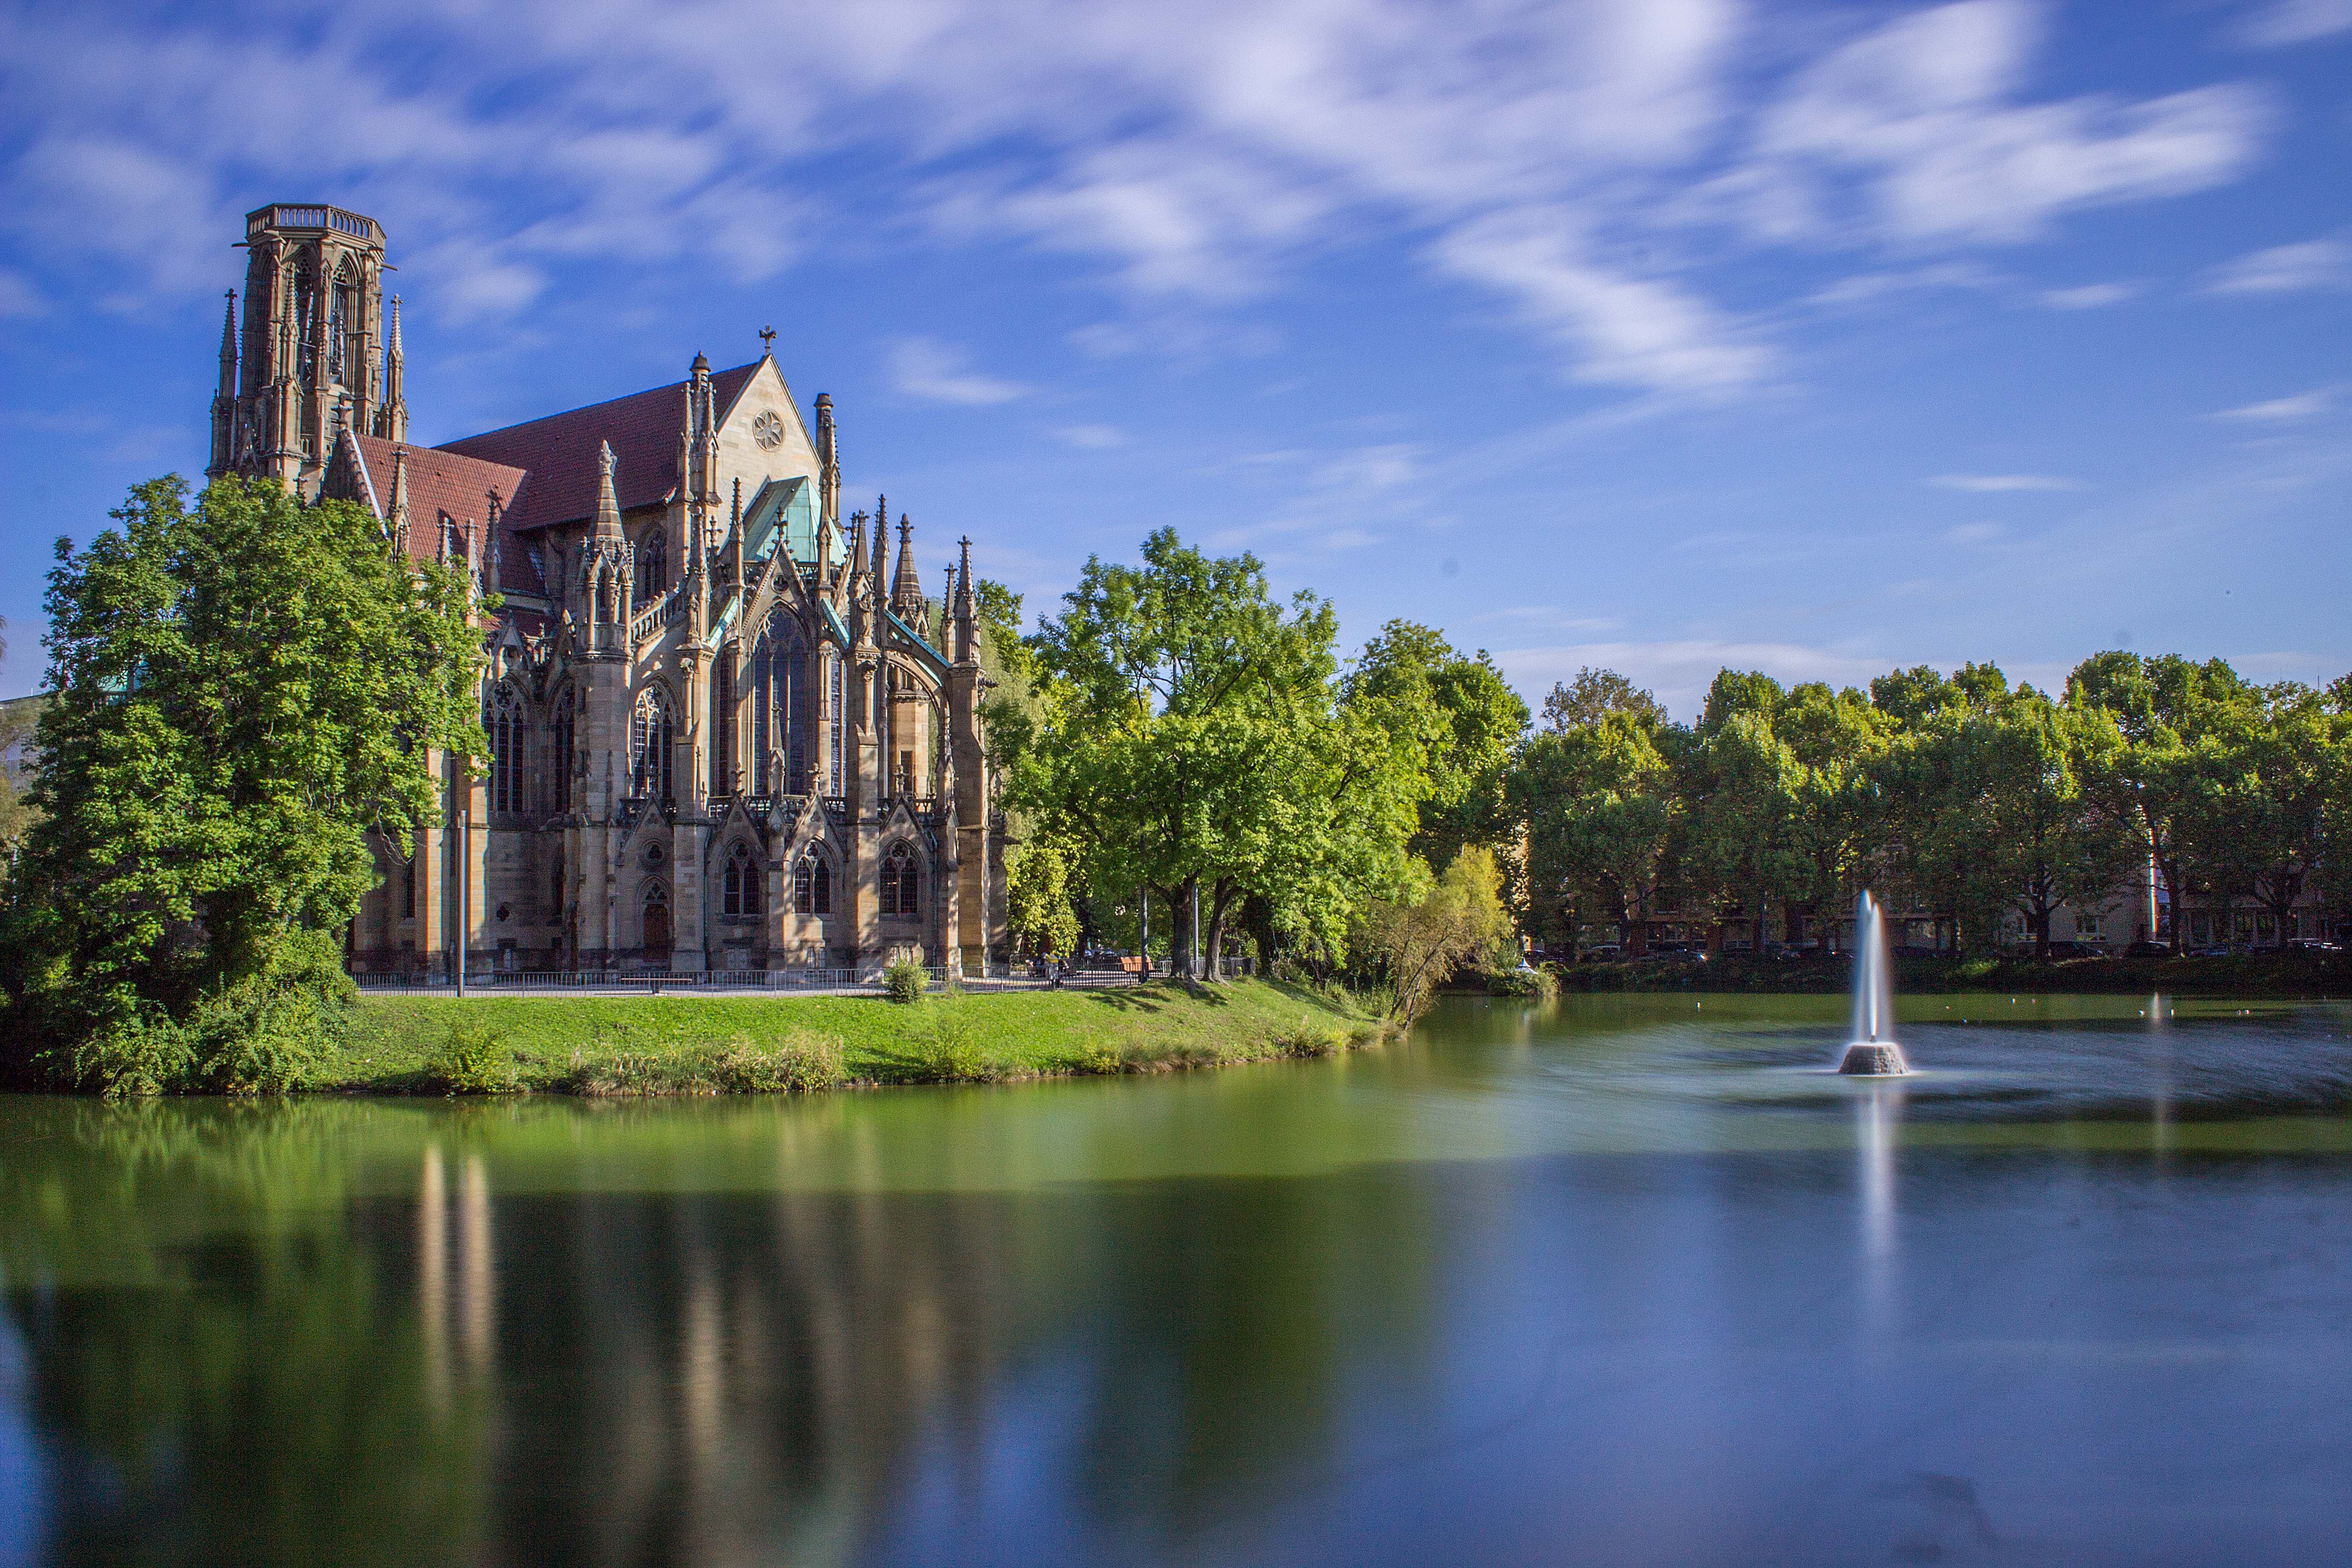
[1837,890,1909,1075]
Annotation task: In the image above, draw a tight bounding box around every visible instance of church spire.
[871,494,889,586]
[388,444,410,554]
[593,440,622,540]
[815,392,839,525]
[208,290,239,477]
[216,291,238,394]
[890,514,923,618]
[377,294,407,441]
[953,535,979,667]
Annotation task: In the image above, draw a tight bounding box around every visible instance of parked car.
[2041,941,2109,959]
[2288,938,2345,954]
[2187,944,2238,958]
[1583,944,1622,960]
[2122,940,2171,958]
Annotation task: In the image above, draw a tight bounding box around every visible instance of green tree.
[2066,652,2250,954]
[1682,671,1804,953]
[1541,667,1666,733]
[1343,621,1529,864]
[1361,846,1515,1020]
[14,475,483,1090]
[1004,829,1083,961]
[1001,529,1420,978]
[1513,709,1682,953]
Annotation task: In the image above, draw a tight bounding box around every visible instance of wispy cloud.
[2038,281,2138,309]
[2203,234,2350,295]
[886,338,1030,406]
[2235,0,2352,47]
[1945,521,2005,544]
[0,0,2285,401]
[1052,423,1126,449]
[2213,387,2334,422]
[1929,473,2085,492]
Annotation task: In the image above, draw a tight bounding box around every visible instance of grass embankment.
[1554,951,2352,997]
[334,979,1389,1096]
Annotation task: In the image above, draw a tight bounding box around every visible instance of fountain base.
[1837,1043,1908,1076]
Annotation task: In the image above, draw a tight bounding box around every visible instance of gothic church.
[207,203,1007,977]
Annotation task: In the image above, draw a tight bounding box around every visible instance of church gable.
[714,357,821,505]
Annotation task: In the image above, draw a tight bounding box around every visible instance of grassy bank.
[335,979,1388,1096]
[1551,951,2352,998]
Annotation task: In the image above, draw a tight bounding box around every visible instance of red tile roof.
[434,362,760,534]
[348,435,538,595]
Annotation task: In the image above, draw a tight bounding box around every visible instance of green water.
[5,992,2351,1565]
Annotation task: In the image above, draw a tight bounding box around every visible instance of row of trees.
[1517,656,2352,956]
[995,531,2352,985]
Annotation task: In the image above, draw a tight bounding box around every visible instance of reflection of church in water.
[206,203,1007,975]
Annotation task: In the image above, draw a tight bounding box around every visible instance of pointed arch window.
[722,841,762,917]
[642,880,671,957]
[753,612,810,796]
[636,527,668,605]
[632,685,676,803]
[486,685,527,814]
[550,686,575,811]
[879,842,919,919]
[794,853,832,916]
[711,658,734,798]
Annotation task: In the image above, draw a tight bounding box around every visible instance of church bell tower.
[209,203,401,496]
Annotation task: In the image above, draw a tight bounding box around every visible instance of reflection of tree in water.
[1065,1169,1443,1541]
[2,1095,1449,1565]
[1,1102,485,1566]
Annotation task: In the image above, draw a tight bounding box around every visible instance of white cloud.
[1945,521,2005,544]
[886,337,1030,406]
[2203,235,2351,295]
[1749,1,2268,246]
[0,0,2285,398]
[2212,388,2333,421]
[2038,282,2138,309]
[1929,472,2085,492]
[2236,0,2352,47]
[1433,211,1770,394]
[1053,423,1126,449]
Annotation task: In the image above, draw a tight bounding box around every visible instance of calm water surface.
[6,993,2352,1567]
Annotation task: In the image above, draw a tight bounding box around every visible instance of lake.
[6,992,2352,1566]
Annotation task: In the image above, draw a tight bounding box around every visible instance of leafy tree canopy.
[11,475,485,1090]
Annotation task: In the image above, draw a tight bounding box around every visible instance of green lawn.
[336,979,1387,1095]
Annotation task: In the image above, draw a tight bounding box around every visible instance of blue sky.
[0,0,2346,715]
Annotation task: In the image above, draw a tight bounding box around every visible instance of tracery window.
[486,685,526,813]
[794,853,832,915]
[632,685,676,803]
[711,658,734,798]
[635,527,669,606]
[752,612,811,796]
[722,841,761,917]
[550,687,575,811]
[879,842,919,919]
[827,653,844,795]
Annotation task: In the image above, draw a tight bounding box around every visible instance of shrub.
[1486,965,1558,1000]
[420,1018,515,1095]
[913,1009,990,1081]
[705,1031,848,1093]
[1269,1017,1345,1058]
[882,959,928,1004]
[71,997,195,1099]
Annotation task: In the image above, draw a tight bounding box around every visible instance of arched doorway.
[642,882,671,963]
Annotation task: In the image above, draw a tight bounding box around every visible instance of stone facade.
[209,203,1007,978]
